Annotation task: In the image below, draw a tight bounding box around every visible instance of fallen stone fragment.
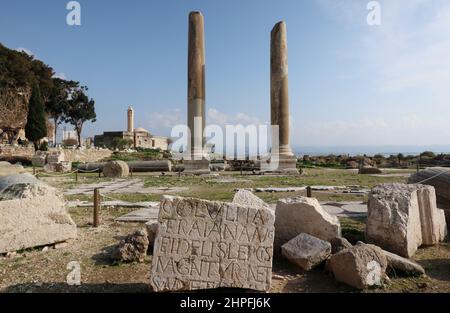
[31,151,47,167]
[330,237,352,254]
[0,173,77,254]
[281,233,331,270]
[329,243,388,290]
[150,195,275,292]
[383,250,425,276]
[145,221,159,251]
[103,160,129,178]
[232,189,270,209]
[275,197,341,249]
[409,168,450,228]
[366,183,447,258]
[0,161,25,177]
[112,229,149,263]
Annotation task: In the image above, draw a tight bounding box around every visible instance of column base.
[261,154,299,174]
[183,159,211,175]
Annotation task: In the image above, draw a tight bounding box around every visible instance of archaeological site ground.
[1,0,450,309]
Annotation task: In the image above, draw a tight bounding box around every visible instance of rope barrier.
[77,168,101,173]
[35,170,78,177]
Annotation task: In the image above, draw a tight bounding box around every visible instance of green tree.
[25,84,47,150]
[46,78,79,145]
[65,88,96,147]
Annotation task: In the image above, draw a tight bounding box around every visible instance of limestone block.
[329,243,388,290]
[150,195,275,292]
[0,173,77,253]
[232,189,270,210]
[31,151,47,167]
[274,197,341,250]
[366,183,447,258]
[281,233,331,270]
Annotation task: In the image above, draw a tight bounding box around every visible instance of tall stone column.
[184,11,210,174]
[269,21,298,174]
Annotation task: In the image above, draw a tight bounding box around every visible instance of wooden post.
[98,169,101,178]
[33,166,36,175]
[417,163,420,173]
[93,188,100,227]
[75,169,78,182]
[307,186,312,198]
[130,166,133,177]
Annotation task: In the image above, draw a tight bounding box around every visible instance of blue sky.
[1,0,449,147]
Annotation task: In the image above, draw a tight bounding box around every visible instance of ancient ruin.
[183,12,210,174]
[267,22,298,174]
[150,195,275,292]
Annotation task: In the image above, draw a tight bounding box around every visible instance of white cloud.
[144,109,183,131]
[207,108,262,126]
[53,72,67,80]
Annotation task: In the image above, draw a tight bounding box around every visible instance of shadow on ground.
[4,282,151,293]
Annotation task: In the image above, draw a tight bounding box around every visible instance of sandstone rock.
[145,221,159,251]
[103,161,129,178]
[112,229,149,263]
[274,197,341,249]
[150,195,275,292]
[232,189,270,209]
[281,233,331,270]
[329,243,388,290]
[366,183,447,258]
[358,167,382,175]
[31,151,47,167]
[383,249,425,276]
[330,237,353,254]
[0,173,77,253]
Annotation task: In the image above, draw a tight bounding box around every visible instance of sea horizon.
[293,145,450,157]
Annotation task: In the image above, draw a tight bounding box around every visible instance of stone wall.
[0,146,112,163]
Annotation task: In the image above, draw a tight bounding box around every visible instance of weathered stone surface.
[232,189,270,210]
[409,168,450,229]
[366,183,446,258]
[383,249,425,276]
[359,167,382,175]
[0,161,25,177]
[150,195,275,292]
[275,197,341,249]
[31,151,47,167]
[46,151,65,163]
[281,233,331,270]
[329,243,388,290]
[0,173,77,253]
[330,237,353,254]
[268,21,298,174]
[103,160,129,177]
[184,11,210,174]
[44,161,72,173]
[145,221,159,250]
[0,173,55,200]
[416,185,447,245]
[112,229,149,263]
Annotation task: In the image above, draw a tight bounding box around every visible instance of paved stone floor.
[64,179,188,195]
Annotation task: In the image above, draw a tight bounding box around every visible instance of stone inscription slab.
[150,196,275,292]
